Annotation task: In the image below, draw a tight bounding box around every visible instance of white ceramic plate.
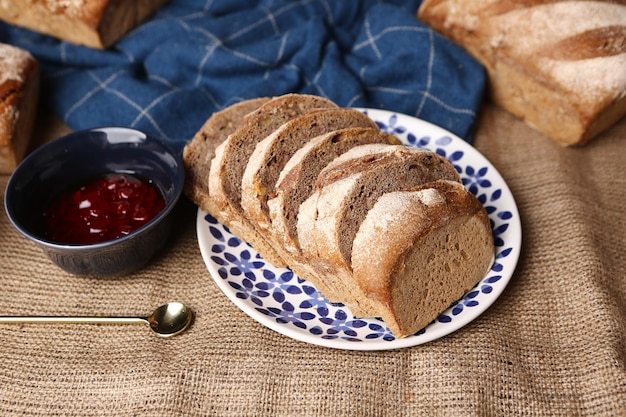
[197,108,521,351]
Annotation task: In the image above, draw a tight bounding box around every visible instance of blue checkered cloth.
[0,0,485,151]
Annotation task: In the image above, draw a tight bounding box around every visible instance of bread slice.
[182,97,270,216]
[209,94,337,266]
[297,144,462,316]
[417,0,626,145]
[352,180,494,337]
[266,127,402,302]
[241,108,378,235]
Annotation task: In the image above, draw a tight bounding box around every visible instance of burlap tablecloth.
[1,102,625,416]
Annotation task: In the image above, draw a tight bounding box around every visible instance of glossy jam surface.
[43,173,166,245]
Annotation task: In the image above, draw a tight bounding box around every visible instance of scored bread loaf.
[0,43,39,174]
[241,107,378,235]
[183,97,270,216]
[417,0,626,145]
[209,94,337,266]
[0,0,169,49]
[266,127,402,303]
[352,180,494,337]
[297,144,462,317]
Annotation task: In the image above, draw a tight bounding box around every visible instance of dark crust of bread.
[210,94,338,217]
[182,97,270,215]
[314,146,460,189]
[208,94,338,267]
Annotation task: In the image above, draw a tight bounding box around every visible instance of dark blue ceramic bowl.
[4,127,184,277]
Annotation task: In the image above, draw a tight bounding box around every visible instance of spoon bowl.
[0,302,194,338]
[147,302,194,337]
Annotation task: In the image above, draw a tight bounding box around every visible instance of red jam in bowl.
[42,173,166,245]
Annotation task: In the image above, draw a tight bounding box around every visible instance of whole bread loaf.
[418,0,626,145]
[184,93,495,338]
[0,0,169,49]
[0,43,39,174]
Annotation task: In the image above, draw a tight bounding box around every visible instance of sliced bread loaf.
[183,93,495,337]
[241,108,378,234]
[209,94,337,266]
[352,180,494,337]
[297,144,462,316]
[266,127,401,302]
[182,97,270,216]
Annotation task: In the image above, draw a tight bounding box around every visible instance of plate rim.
[196,108,522,351]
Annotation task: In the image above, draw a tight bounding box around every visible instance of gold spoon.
[0,302,193,337]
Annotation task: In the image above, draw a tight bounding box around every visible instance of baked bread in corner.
[418,0,626,145]
[0,42,39,174]
[0,0,169,49]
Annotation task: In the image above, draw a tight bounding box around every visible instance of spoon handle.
[0,316,148,325]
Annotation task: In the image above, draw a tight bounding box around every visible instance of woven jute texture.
[1,103,625,416]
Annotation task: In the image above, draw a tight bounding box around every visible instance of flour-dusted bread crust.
[241,108,378,235]
[0,43,39,174]
[209,94,337,266]
[352,180,494,337]
[183,98,270,216]
[0,0,169,49]
[297,144,462,316]
[418,0,626,145]
[266,127,401,302]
